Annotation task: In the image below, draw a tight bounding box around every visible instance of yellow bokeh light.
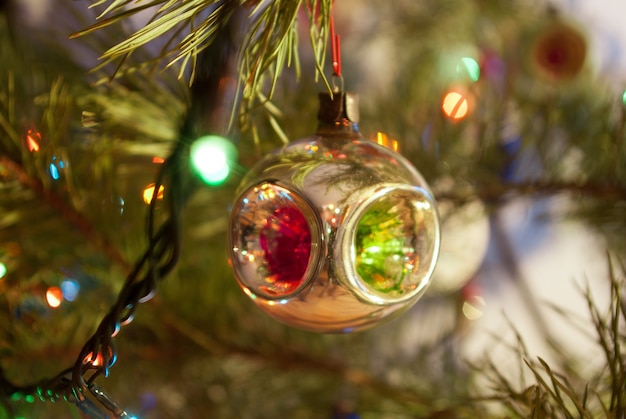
[442,91,470,120]
[462,295,486,320]
[46,286,63,308]
[143,183,165,205]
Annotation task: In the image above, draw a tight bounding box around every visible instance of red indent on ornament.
[259,206,311,294]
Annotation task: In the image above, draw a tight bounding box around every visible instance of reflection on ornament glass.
[372,131,399,151]
[229,93,440,333]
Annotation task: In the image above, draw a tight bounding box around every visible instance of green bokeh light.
[0,262,6,279]
[457,57,480,82]
[190,135,237,185]
[622,90,626,105]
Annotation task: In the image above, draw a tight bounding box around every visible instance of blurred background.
[1,0,625,418]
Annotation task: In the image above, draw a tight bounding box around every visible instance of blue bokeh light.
[61,279,80,302]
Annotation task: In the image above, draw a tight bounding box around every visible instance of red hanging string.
[330,2,341,77]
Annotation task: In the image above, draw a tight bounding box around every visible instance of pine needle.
[267,113,289,144]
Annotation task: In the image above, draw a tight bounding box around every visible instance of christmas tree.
[0,0,624,417]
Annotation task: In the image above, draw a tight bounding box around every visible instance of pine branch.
[70,0,333,141]
[155,305,476,416]
[478,258,625,417]
[0,156,131,272]
[435,180,626,205]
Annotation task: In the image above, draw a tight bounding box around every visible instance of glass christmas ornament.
[228,92,440,333]
[527,20,587,81]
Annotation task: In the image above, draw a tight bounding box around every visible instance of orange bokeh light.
[46,286,63,308]
[442,91,470,120]
[83,351,104,367]
[26,130,41,152]
[143,183,165,205]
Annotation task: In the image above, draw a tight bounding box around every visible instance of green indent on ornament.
[354,198,416,293]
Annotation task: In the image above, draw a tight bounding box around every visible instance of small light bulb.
[442,90,470,120]
[46,287,63,308]
[48,156,66,181]
[49,164,60,180]
[61,279,80,302]
[143,183,164,205]
[26,130,41,152]
[83,351,104,367]
[190,135,237,185]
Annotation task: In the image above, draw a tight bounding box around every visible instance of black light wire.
[0,0,242,416]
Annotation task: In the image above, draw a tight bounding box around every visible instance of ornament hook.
[330,0,341,78]
[331,73,344,93]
